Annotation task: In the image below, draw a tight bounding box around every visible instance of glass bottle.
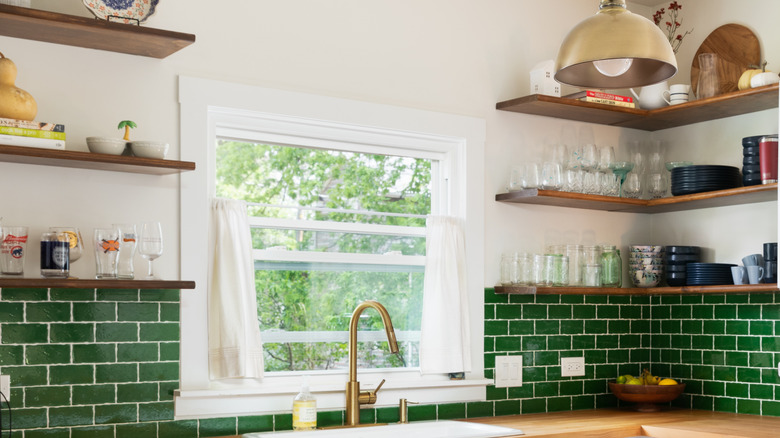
[601,245,622,288]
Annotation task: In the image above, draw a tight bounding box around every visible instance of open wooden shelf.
[496,183,777,213]
[0,4,195,58]
[494,284,778,296]
[0,144,196,175]
[0,277,195,290]
[496,84,779,131]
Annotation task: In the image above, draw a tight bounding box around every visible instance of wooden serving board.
[690,23,761,97]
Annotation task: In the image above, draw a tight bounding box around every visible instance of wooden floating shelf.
[0,4,195,58]
[496,183,777,213]
[0,144,196,175]
[496,84,779,131]
[0,277,195,290]
[494,284,778,296]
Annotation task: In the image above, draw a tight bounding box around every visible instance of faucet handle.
[358,379,386,405]
[374,378,386,393]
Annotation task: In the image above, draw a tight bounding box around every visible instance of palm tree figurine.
[118,120,137,141]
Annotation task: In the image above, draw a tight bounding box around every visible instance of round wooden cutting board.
[690,23,761,97]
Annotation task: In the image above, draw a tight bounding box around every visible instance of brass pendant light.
[554,0,678,88]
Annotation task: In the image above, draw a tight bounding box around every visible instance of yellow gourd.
[739,62,769,91]
[0,51,37,121]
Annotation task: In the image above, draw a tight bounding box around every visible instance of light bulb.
[593,58,633,77]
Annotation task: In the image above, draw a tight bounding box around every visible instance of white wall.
[1,0,777,283]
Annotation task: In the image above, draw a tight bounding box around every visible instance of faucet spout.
[345,300,399,426]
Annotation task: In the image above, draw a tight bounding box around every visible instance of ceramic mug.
[747,265,764,284]
[663,84,691,106]
[731,266,747,285]
[742,253,764,267]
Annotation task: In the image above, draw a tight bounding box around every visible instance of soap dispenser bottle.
[292,376,317,430]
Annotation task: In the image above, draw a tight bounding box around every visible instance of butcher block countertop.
[218,408,780,437]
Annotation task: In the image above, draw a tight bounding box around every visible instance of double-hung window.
[178,77,486,418]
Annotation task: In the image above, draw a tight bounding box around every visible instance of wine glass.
[609,161,636,197]
[138,222,163,279]
[49,227,83,263]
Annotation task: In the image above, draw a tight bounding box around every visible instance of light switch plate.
[561,357,585,377]
[0,375,9,401]
[495,355,523,387]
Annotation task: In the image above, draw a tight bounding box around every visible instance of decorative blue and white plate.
[83,0,159,24]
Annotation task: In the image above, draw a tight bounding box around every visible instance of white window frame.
[177,76,486,419]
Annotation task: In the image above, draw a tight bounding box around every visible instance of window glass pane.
[251,228,426,256]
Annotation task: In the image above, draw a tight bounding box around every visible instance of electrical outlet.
[0,375,9,401]
[495,355,523,387]
[561,357,585,377]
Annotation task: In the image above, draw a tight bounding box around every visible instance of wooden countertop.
[220,408,780,437]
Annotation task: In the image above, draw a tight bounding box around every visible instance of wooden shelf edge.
[0,4,195,58]
[493,284,778,295]
[0,144,196,175]
[0,278,195,290]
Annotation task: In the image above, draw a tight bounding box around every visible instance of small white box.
[530,60,562,97]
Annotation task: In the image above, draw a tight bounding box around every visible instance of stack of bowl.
[628,245,664,287]
[665,246,701,286]
[743,135,764,187]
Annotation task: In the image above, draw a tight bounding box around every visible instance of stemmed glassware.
[138,222,163,279]
[609,161,636,197]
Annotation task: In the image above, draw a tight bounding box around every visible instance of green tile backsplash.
[0,287,777,437]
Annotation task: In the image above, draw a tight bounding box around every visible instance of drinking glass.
[580,144,598,172]
[521,162,540,189]
[598,146,615,172]
[114,224,138,279]
[508,165,523,191]
[49,227,83,263]
[623,173,643,198]
[647,173,668,198]
[540,162,562,190]
[138,222,164,279]
[94,228,120,279]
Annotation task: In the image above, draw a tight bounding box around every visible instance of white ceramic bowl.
[130,141,169,159]
[87,137,127,155]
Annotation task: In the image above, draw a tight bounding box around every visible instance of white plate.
[83,0,159,24]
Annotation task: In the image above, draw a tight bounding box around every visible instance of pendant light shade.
[554,0,678,89]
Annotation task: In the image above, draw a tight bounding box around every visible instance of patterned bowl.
[630,245,664,254]
[631,269,663,287]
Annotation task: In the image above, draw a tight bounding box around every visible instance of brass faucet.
[344,300,399,426]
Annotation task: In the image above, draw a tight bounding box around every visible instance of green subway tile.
[536,295,559,304]
[508,384,534,399]
[691,335,713,350]
[714,305,737,319]
[485,385,507,401]
[438,402,466,420]
[2,323,47,344]
[681,349,702,364]
[237,415,274,434]
[485,320,508,336]
[535,320,559,335]
[749,352,774,367]
[118,303,158,321]
[585,295,608,304]
[408,404,436,421]
[0,302,23,322]
[725,294,749,304]
[495,304,522,320]
[764,305,780,320]
[691,365,713,380]
[714,366,737,382]
[608,295,631,305]
[632,295,651,305]
[484,353,496,369]
[485,288,507,304]
[50,288,94,301]
[560,320,584,335]
[651,305,671,319]
[547,396,572,412]
[49,406,94,427]
[50,364,94,384]
[73,384,115,405]
[508,320,534,335]
[495,336,522,352]
[737,336,761,351]
[74,343,116,363]
[737,398,761,415]
[117,422,159,438]
[703,294,726,304]
[521,397,546,414]
[584,319,607,334]
[726,382,749,397]
[536,351,558,366]
[96,403,138,424]
[5,365,46,385]
[25,344,70,364]
[547,335,571,350]
[118,343,158,362]
[26,385,71,407]
[534,381,559,397]
[509,294,536,304]
[619,334,640,348]
[524,366,546,383]
[620,305,641,319]
[703,381,725,396]
[523,304,547,319]
[548,305,572,319]
[691,395,713,411]
[97,289,139,302]
[692,305,714,319]
[374,407,397,424]
[560,295,584,304]
[714,396,736,413]
[521,336,546,351]
[139,362,178,382]
[198,417,237,436]
[704,351,725,366]
[749,293,774,304]
[96,323,138,342]
[572,395,595,410]
[682,320,703,335]
[50,323,95,343]
[572,335,596,350]
[671,305,691,319]
[96,363,138,383]
[763,401,780,417]
[716,335,738,350]
[595,335,619,349]
[630,348,650,363]
[661,319,681,334]
[118,382,159,403]
[681,295,702,304]
[595,364,617,379]
[738,367,761,383]
[596,305,619,319]
[1,288,47,301]
[72,425,116,438]
[73,302,117,322]
[631,320,650,334]
[608,320,630,334]
[26,302,71,322]
[737,304,761,320]
[139,401,174,422]
[726,320,749,335]
[762,336,780,352]
[494,400,520,416]
[559,380,583,396]
[157,420,198,438]
[750,320,773,336]
[466,401,494,418]
[0,345,23,365]
[159,381,178,401]
[607,349,629,364]
[547,365,563,380]
[275,413,293,432]
[670,334,691,349]
[583,379,607,394]
[485,337,495,353]
[749,383,774,399]
[485,304,495,320]
[160,342,179,361]
[573,305,596,319]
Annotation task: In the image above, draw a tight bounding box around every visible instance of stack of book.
[565,90,636,108]
[0,117,66,150]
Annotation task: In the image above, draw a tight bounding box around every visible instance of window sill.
[174,375,492,419]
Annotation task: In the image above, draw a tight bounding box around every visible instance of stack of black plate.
[686,263,736,286]
[743,135,765,186]
[665,246,701,287]
[670,165,742,196]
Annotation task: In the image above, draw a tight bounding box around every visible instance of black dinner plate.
[666,246,701,254]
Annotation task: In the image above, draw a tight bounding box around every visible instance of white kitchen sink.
[242,420,523,437]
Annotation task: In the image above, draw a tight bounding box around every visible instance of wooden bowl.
[608,382,685,412]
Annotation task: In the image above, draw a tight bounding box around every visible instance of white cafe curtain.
[419,215,472,374]
[208,198,265,380]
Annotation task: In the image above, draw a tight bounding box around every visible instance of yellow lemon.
[658,378,678,385]
[626,378,643,385]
